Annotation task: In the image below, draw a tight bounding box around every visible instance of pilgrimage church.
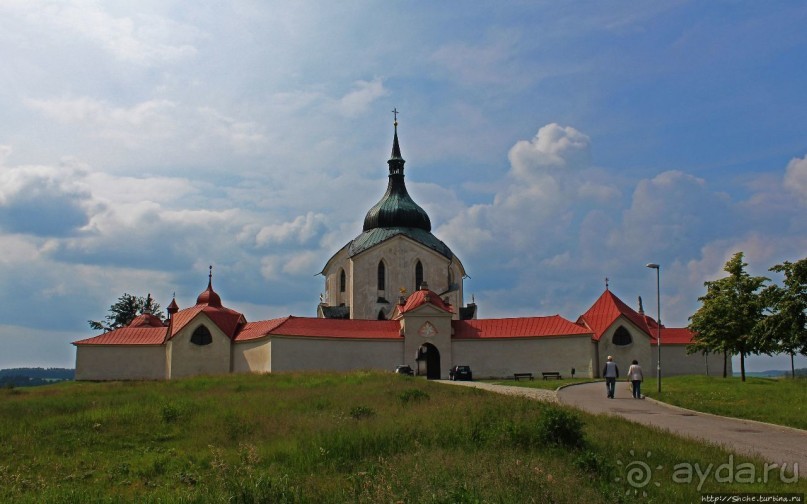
[74,119,726,380]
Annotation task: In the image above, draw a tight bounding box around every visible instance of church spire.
[388,108,404,175]
[362,112,431,232]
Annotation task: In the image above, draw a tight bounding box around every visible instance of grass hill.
[0,372,803,503]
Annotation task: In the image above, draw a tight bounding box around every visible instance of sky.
[1,1,806,372]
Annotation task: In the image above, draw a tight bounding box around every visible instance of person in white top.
[628,359,644,399]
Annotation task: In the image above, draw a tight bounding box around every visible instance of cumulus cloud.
[0,156,94,237]
[3,1,198,65]
[26,97,177,148]
[255,212,327,247]
[507,124,591,178]
[439,123,609,258]
[783,154,807,203]
[336,78,389,118]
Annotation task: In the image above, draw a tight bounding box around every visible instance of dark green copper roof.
[362,122,431,232]
[348,227,453,259]
[348,121,454,260]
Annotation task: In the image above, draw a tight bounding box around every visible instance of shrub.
[398,388,430,404]
[536,406,585,449]
[349,406,375,420]
[573,449,611,479]
[161,403,181,424]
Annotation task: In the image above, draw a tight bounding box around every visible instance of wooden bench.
[542,372,562,380]
[513,372,534,381]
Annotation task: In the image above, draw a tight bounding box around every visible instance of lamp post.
[646,263,661,394]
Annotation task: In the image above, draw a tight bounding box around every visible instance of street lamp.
[646,263,661,394]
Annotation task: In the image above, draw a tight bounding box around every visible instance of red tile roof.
[578,289,656,341]
[234,317,291,341]
[397,288,453,315]
[651,327,694,345]
[265,317,402,339]
[168,304,246,340]
[453,315,592,339]
[73,326,167,346]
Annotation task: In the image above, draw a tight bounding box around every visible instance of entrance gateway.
[416,343,441,379]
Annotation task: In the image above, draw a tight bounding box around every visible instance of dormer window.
[612,326,632,346]
[191,325,212,346]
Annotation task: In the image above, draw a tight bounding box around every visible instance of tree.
[88,293,164,333]
[688,252,768,381]
[754,258,807,378]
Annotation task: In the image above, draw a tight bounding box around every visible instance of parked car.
[449,365,472,381]
[394,365,414,376]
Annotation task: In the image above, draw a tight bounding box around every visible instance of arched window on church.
[612,326,632,346]
[339,269,346,293]
[190,325,212,346]
[377,261,386,291]
[415,260,423,290]
[377,309,386,320]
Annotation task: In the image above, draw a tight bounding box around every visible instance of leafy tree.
[88,293,164,333]
[754,257,807,378]
[688,252,768,381]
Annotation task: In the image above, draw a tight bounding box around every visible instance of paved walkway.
[440,379,558,403]
[442,380,807,472]
[557,382,807,470]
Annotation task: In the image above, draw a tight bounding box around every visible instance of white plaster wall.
[452,335,595,379]
[269,337,404,372]
[347,235,464,320]
[168,315,232,378]
[75,345,167,380]
[401,308,454,379]
[650,345,730,377]
[595,318,653,378]
[232,339,271,373]
[322,246,350,308]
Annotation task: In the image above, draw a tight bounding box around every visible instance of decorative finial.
[605,277,609,290]
[209,265,213,281]
[392,107,399,126]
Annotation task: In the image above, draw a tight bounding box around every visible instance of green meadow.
[1,372,803,503]
[643,375,807,430]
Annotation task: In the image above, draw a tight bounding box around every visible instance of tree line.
[688,252,807,381]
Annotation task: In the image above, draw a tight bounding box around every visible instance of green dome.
[362,123,432,232]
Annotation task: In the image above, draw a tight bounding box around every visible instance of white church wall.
[232,339,271,373]
[452,335,595,379]
[169,315,232,378]
[349,236,462,320]
[651,345,729,377]
[322,246,350,308]
[595,318,653,378]
[75,345,167,380]
[269,337,404,373]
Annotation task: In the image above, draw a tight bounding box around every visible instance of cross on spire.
[392,107,399,125]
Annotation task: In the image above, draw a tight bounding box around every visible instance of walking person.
[628,359,644,399]
[603,356,619,399]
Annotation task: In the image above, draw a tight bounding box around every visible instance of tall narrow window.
[339,269,346,293]
[415,261,423,290]
[377,261,385,291]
